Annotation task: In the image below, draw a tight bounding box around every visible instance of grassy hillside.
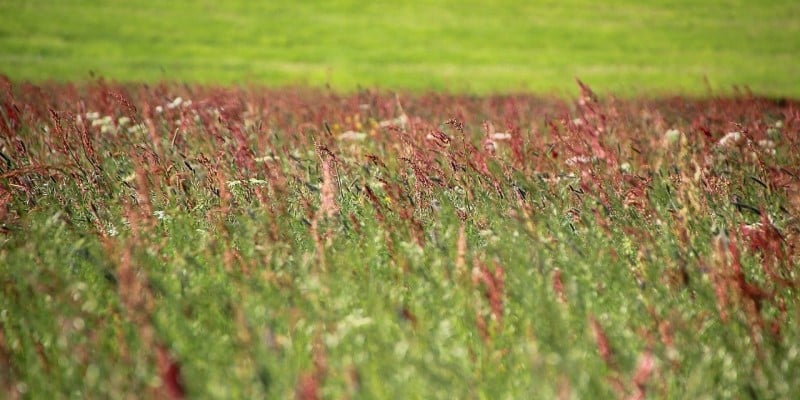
[1,1,799,96]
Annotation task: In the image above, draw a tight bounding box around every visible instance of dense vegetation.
[1,78,799,398]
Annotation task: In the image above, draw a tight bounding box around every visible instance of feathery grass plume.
[317,145,339,219]
[362,184,385,223]
[626,350,656,400]
[295,372,320,400]
[74,110,101,172]
[229,121,257,176]
[156,345,185,399]
[574,79,616,167]
[0,328,11,392]
[711,230,778,350]
[308,145,339,271]
[295,333,328,400]
[728,236,777,350]
[552,268,566,304]
[131,153,155,222]
[589,316,614,367]
[740,213,797,288]
[0,189,10,224]
[710,235,734,323]
[475,307,490,343]
[48,108,83,170]
[455,221,467,277]
[99,192,171,399]
[472,258,505,335]
[588,315,625,396]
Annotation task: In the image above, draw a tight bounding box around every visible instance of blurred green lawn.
[1,0,798,96]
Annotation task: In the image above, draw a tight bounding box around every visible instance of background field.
[1,0,799,96]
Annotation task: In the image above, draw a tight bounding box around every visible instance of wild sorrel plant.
[1,79,799,398]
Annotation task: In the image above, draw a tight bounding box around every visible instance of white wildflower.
[490,132,512,141]
[565,155,593,166]
[154,105,163,114]
[105,224,119,237]
[127,124,147,135]
[757,139,777,155]
[338,130,367,141]
[664,128,682,144]
[324,310,373,349]
[478,229,499,242]
[117,116,131,126]
[758,139,775,149]
[153,210,170,221]
[340,311,373,329]
[717,131,743,147]
[255,155,280,162]
[394,340,409,358]
[15,382,27,395]
[248,178,269,185]
[378,114,409,128]
[167,97,183,110]
[90,115,115,133]
[85,112,100,121]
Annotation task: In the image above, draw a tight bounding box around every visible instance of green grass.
[2,83,800,398]
[1,0,799,96]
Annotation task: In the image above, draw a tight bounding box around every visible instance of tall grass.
[1,77,799,398]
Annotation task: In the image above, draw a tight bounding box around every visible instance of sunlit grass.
[1,1,798,96]
[1,81,799,398]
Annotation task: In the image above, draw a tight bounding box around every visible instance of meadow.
[1,78,799,398]
[2,1,800,398]
[1,0,799,96]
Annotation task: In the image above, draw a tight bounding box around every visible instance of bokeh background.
[1,0,799,96]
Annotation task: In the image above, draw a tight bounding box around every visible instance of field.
[1,78,800,398]
[2,1,800,398]
[1,1,800,96]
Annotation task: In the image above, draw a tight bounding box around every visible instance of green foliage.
[1,83,800,398]
[1,1,799,96]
